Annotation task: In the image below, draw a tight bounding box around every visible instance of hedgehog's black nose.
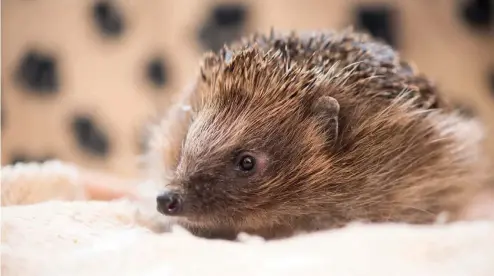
[156,191,182,216]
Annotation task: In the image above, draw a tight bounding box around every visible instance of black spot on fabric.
[355,5,397,47]
[71,115,110,157]
[92,0,124,37]
[198,3,249,52]
[16,50,58,94]
[460,0,493,30]
[147,57,168,88]
[213,4,247,27]
[10,153,54,165]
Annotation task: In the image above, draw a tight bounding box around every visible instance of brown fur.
[147,28,490,240]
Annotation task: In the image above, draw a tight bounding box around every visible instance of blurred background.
[1,0,493,180]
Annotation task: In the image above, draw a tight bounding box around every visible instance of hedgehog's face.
[155,99,336,234]
[156,107,308,231]
[156,47,341,235]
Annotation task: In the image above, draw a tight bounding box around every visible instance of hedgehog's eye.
[236,152,256,173]
[240,155,255,171]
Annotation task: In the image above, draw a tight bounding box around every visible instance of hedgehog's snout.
[156,190,183,216]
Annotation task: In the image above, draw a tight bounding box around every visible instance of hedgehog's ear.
[312,96,340,145]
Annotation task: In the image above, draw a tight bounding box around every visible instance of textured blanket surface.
[2,161,494,276]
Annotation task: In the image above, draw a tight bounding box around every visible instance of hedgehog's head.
[156,46,344,234]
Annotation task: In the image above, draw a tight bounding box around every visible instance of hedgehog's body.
[149,29,489,240]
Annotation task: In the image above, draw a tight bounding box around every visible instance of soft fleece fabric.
[1,161,494,276]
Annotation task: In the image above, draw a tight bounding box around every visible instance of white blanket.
[2,161,494,276]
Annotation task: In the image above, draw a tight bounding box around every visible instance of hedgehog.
[147,28,491,240]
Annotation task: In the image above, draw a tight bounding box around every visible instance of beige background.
[2,0,493,179]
